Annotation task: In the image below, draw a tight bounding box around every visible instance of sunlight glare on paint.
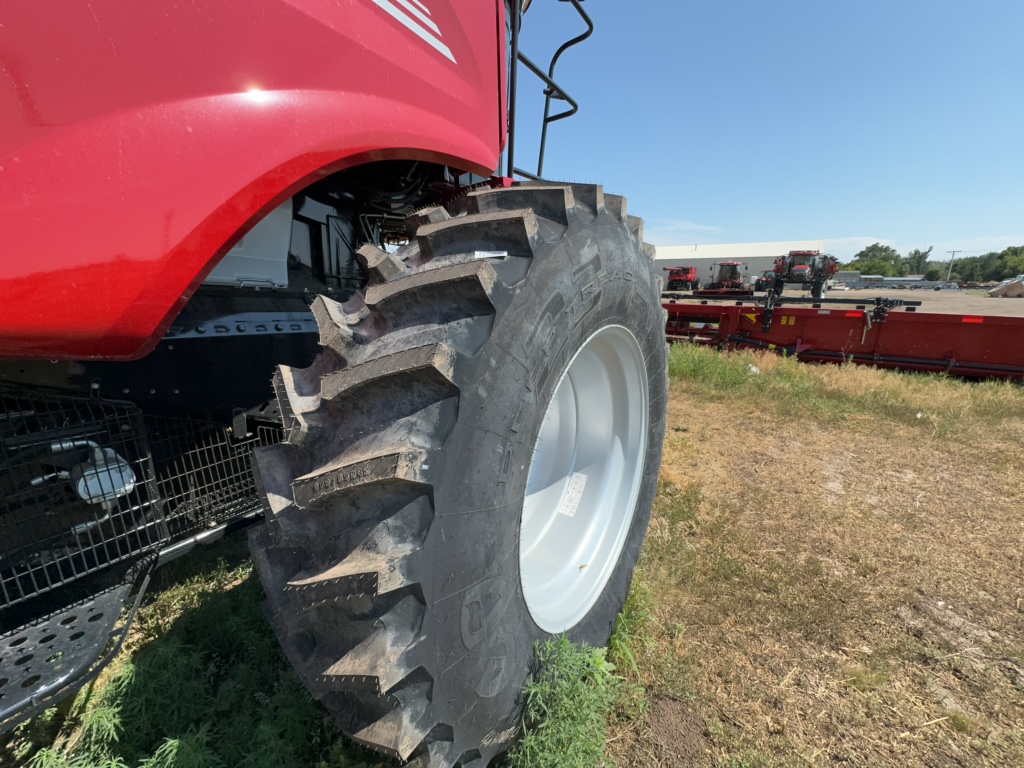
[243,87,273,105]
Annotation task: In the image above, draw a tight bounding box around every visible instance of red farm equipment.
[664,266,701,291]
[692,260,753,297]
[754,269,777,292]
[663,294,1024,380]
[0,2,668,763]
[770,250,840,300]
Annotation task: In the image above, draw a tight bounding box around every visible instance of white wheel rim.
[520,325,649,633]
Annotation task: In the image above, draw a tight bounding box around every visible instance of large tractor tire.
[248,183,667,767]
[811,280,827,300]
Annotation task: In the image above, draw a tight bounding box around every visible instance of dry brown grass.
[611,347,1024,767]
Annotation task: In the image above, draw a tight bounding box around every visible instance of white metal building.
[654,240,827,284]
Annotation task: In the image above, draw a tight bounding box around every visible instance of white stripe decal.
[394,0,441,36]
[406,0,431,17]
[373,0,455,63]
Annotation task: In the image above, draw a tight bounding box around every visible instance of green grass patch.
[607,576,655,722]
[508,637,622,768]
[607,577,653,680]
[666,343,1024,439]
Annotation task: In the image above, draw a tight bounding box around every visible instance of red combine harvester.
[770,250,840,299]
[664,266,701,291]
[0,2,668,763]
[694,261,753,297]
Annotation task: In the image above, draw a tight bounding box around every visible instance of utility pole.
[946,250,961,282]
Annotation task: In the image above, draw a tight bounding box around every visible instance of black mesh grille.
[0,388,163,607]
[1,387,280,608]
[148,415,280,535]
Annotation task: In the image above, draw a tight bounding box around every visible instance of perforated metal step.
[0,557,153,732]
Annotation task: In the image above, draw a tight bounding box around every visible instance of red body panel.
[664,300,1024,379]
[0,0,505,359]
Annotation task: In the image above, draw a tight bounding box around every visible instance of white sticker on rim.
[474,251,508,259]
[558,472,588,518]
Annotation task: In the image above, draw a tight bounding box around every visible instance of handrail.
[536,0,592,177]
[505,0,592,180]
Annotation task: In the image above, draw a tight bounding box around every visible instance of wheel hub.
[520,325,649,633]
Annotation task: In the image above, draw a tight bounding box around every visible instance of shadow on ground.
[6,535,386,768]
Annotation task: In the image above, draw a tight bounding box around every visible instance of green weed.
[608,577,653,679]
[508,637,621,768]
[28,750,128,768]
[946,710,978,736]
[608,578,654,721]
[137,725,222,768]
[842,663,888,693]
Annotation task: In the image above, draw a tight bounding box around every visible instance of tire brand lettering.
[524,263,635,397]
[466,592,500,636]
[630,291,650,317]
[310,465,371,493]
[582,267,633,301]
[523,292,564,361]
[571,254,601,283]
[565,286,593,328]
[295,455,400,506]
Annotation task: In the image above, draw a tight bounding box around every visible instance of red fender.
[0,0,506,359]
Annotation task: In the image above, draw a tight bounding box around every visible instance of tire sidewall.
[424,208,667,742]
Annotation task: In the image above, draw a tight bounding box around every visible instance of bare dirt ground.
[610,352,1024,767]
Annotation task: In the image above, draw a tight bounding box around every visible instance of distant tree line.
[841,243,1024,282]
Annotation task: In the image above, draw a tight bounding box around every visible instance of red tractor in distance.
[771,250,840,299]
[0,1,668,764]
[663,266,700,291]
[754,269,777,292]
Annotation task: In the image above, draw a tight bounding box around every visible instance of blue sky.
[510,1,1024,261]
